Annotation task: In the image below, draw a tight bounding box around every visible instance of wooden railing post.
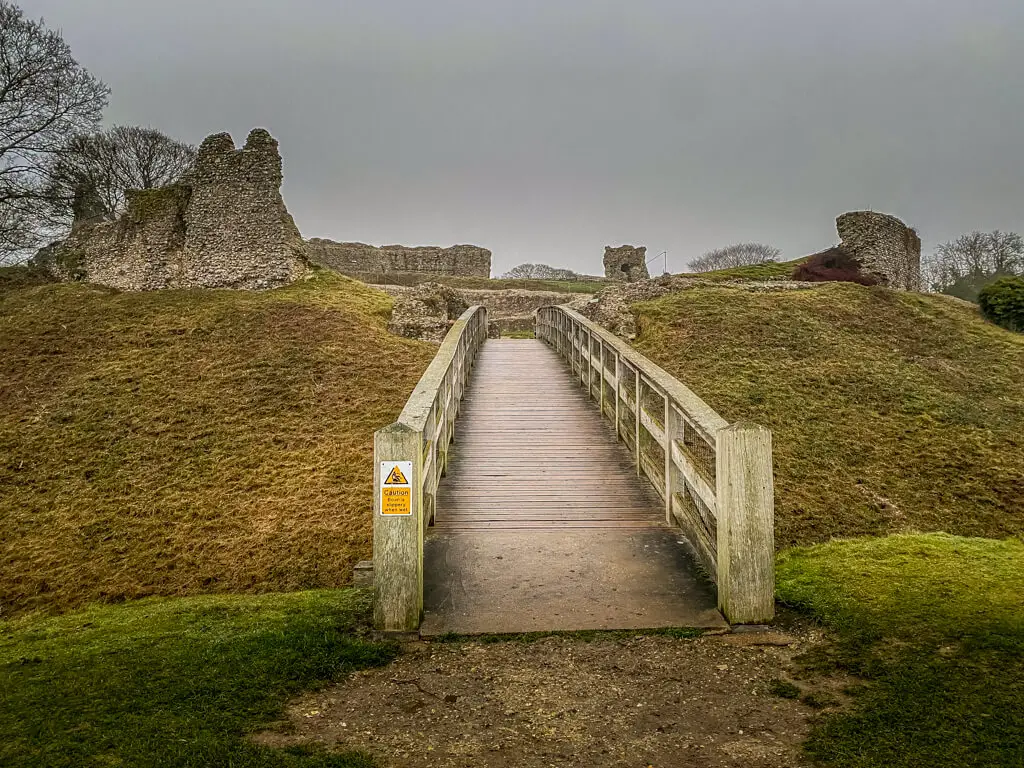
[664,397,675,524]
[715,422,775,624]
[373,423,423,632]
[614,353,621,441]
[634,368,642,476]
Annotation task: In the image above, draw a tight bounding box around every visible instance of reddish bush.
[792,247,878,286]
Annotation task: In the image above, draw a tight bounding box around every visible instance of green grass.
[0,263,54,291]
[632,282,1024,545]
[0,589,393,767]
[0,269,435,616]
[777,534,1024,768]
[680,257,807,282]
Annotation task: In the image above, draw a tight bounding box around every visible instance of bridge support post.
[373,423,423,632]
[715,422,775,624]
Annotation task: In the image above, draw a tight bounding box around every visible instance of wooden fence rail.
[373,305,488,631]
[536,306,775,623]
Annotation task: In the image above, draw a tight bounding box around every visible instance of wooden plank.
[373,424,423,632]
[640,409,666,447]
[433,339,664,532]
[716,423,775,624]
[671,441,718,518]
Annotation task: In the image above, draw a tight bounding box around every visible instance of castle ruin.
[35,129,309,291]
[836,211,921,291]
[603,245,649,282]
[305,239,491,280]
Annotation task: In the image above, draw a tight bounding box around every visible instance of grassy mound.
[0,262,54,291]
[632,283,1024,546]
[680,257,806,282]
[0,589,392,767]
[777,534,1024,767]
[0,270,434,616]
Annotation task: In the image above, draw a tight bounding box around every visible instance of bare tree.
[43,125,197,220]
[502,263,581,280]
[687,243,780,273]
[0,1,109,261]
[924,230,1024,301]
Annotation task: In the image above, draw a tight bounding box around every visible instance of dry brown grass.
[632,283,1024,547]
[0,269,435,616]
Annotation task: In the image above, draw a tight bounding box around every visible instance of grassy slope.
[777,534,1024,767]
[0,589,392,767]
[0,269,435,616]
[679,257,807,282]
[632,283,1024,546]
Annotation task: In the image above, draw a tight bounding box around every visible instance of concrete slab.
[421,527,726,636]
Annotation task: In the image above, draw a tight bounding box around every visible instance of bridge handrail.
[372,305,488,631]
[536,305,774,624]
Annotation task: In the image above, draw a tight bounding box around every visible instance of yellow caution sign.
[379,461,413,516]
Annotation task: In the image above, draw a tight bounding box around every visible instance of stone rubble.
[387,282,470,343]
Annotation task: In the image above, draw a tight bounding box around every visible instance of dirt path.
[255,629,821,767]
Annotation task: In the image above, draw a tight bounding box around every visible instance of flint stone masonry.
[376,284,584,337]
[306,239,491,279]
[35,128,309,291]
[836,211,921,291]
[387,282,471,343]
[604,245,649,282]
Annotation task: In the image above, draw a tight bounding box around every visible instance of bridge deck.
[421,339,725,635]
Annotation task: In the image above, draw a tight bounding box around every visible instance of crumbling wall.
[306,239,491,279]
[836,211,921,291]
[603,245,649,282]
[387,282,470,342]
[375,284,585,337]
[179,129,307,289]
[35,128,309,291]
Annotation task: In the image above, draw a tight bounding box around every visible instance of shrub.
[792,247,878,286]
[978,276,1024,332]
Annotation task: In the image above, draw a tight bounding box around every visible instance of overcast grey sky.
[20,0,1024,275]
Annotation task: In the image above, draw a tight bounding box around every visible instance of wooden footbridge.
[372,306,774,634]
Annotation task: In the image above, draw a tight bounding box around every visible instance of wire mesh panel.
[638,425,666,494]
[680,414,716,485]
[640,378,667,432]
[618,361,638,453]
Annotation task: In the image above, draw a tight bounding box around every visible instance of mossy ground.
[0,589,393,767]
[777,534,1024,767]
[0,263,54,291]
[632,282,1024,545]
[0,269,435,616]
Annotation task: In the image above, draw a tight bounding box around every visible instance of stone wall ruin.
[35,128,309,291]
[603,245,649,282]
[306,239,491,280]
[836,211,921,291]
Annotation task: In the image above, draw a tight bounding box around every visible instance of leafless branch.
[0,0,109,258]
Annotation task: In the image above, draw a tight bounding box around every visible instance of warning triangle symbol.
[385,465,409,485]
